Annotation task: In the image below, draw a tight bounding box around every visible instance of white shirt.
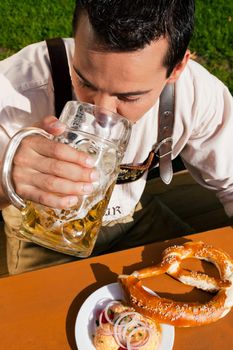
[1,38,233,221]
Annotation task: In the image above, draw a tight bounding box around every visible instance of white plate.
[75,282,175,350]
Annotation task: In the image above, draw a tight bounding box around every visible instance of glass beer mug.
[2,102,132,257]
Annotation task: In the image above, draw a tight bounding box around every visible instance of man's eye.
[118,96,140,103]
[78,80,96,90]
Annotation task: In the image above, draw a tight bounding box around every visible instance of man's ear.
[167,50,191,83]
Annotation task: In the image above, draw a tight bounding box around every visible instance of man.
[0,1,233,274]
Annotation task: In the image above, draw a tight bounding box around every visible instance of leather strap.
[46,38,73,117]
[157,84,175,184]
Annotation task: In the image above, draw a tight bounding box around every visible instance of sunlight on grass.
[190,1,233,92]
[0,0,73,53]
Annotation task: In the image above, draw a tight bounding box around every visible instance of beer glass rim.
[65,100,132,127]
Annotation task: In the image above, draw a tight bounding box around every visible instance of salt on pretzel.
[118,241,233,327]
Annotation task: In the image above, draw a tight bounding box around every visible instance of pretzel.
[118,241,233,327]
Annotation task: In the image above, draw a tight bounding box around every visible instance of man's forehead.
[73,65,152,96]
[73,44,168,92]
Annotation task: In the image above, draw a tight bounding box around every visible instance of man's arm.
[0,177,10,209]
[180,80,233,218]
[0,116,99,209]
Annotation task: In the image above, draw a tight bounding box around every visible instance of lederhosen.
[46,38,185,185]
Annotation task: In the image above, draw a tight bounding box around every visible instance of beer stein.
[2,102,132,257]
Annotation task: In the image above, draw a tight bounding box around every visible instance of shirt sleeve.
[0,73,32,158]
[0,41,55,162]
[180,78,233,217]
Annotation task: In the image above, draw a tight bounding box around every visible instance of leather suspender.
[46,38,73,117]
[157,84,175,184]
[46,38,175,184]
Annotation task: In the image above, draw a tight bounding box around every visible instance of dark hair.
[73,0,195,77]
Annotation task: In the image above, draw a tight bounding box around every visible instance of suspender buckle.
[155,137,173,158]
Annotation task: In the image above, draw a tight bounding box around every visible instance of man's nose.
[92,92,117,113]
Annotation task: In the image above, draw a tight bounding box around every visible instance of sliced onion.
[104,300,122,324]
[98,311,113,335]
[112,311,154,349]
[122,320,146,341]
[96,301,156,349]
[98,300,122,335]
[126,326,152,350]
[113,312,136,348]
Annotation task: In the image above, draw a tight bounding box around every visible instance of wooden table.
[0,226,233,349]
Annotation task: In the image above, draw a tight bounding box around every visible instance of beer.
[20,183,114,257]
[19,127,121,257]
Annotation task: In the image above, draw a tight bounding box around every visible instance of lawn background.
[0,0,232,93]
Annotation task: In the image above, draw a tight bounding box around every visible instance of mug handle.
[1,127,53,209]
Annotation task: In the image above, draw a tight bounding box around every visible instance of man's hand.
[10,116,99,209]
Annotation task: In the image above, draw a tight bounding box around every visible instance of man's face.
[72,15,174,122]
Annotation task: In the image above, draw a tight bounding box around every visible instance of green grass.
[190,1,233,93]
[0,0,232,93]
[0,0,74,58]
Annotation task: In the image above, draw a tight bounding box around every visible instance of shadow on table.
[65,263,118,349]
[122,236,191,274]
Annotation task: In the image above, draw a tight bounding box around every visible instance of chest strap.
[157,83,175,184]
[46,38,73,117]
